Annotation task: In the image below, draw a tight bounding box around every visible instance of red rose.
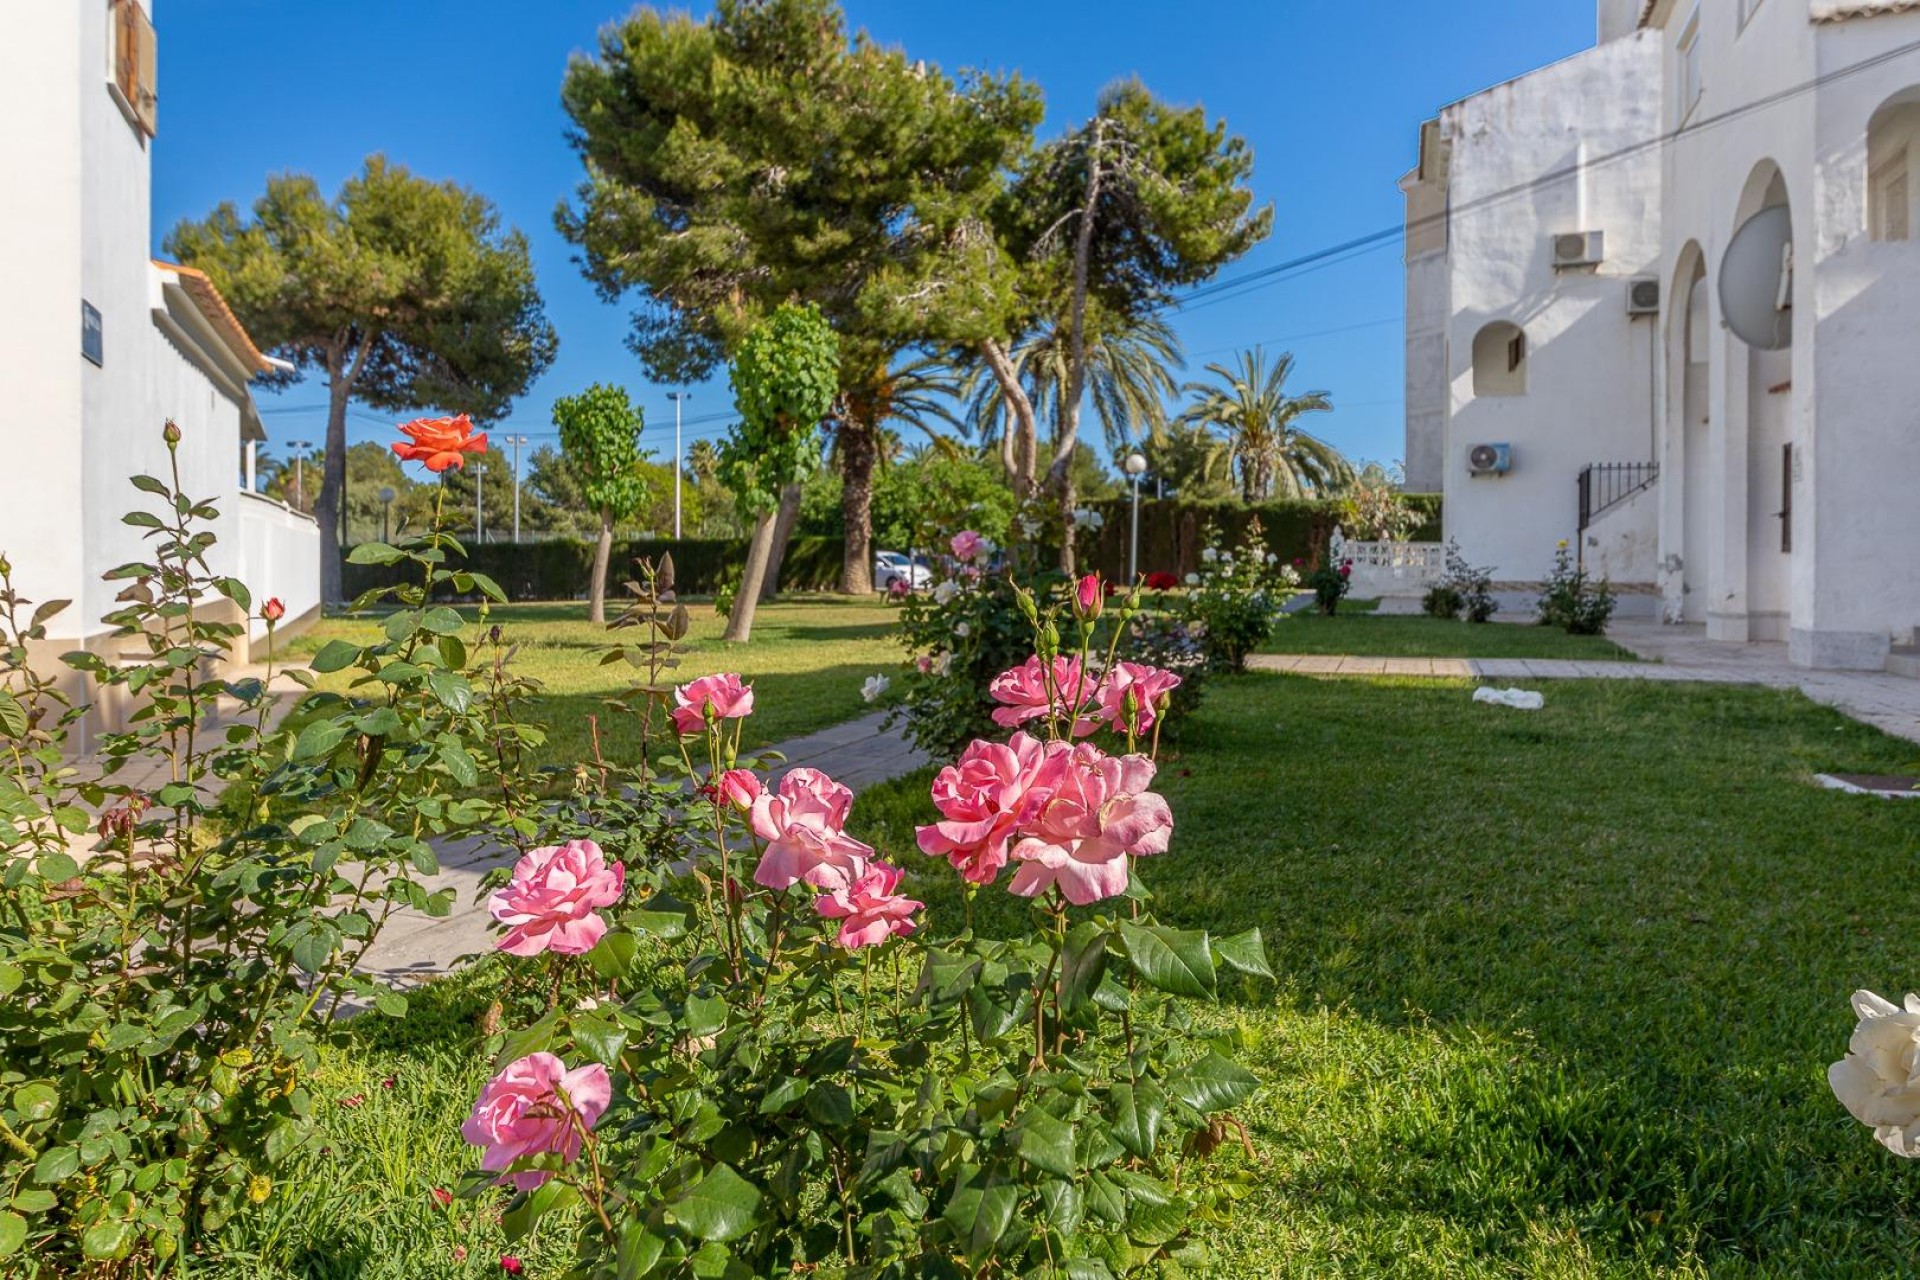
[262,597,285,623]
[392,414,487,473]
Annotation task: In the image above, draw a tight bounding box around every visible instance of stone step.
[1888,646,1920,680]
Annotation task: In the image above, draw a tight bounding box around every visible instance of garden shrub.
[1425,539,1499,623]
[1537,542,1616,635]
[0,422,540,1271]
[1182,519,1299,671]
[1304,557,1352,617]
[465,575,1270,1277]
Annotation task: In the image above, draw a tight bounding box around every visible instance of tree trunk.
[316,364,350,605]
[588,507,613,623]
[979,339,1039,497]
[1048,115,1108,572]
[759,482,803,603]
[838,417,877,594]
[723,510,779,643]
[1057,470,1079,575]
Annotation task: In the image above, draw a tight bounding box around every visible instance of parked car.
[874,550,932,593]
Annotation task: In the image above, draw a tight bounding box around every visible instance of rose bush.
[1183,518,1299,670]
[466,580,1271,1277]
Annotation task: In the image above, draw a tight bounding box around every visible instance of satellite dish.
[1718,204,1793,350]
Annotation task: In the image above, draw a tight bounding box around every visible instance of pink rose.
[950,530,983,562]
[460,1052,611,1191]
[1074,573,1103,619]
[750,767,874,891]
[713,768,762,810]
[916,732,1053,884]
[814,862,924,949]
[1099,662,1184,736]
[1008,744,1173,906]
[671,672,754,736]
[989,655,1100,734]
[488,840,626,957]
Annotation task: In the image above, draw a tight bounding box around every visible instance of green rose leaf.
[1214,927,1275,980]
[0,1211,24,1257]
[1167,1050,1259,1113]
[1108,1078,1167,1158]
[308,640,362,674]
[1011,1108,1077,1178]
[346,541,407,565]
[1118,921,1215,999]
[572,1015,627,1067]
[664,1164,763,1242]
[942,1176,1019,1266]
[291,719,349,762]
[586,931,638,980]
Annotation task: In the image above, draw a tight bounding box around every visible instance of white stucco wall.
[235,492,321,641]
[1437,32,1666,587]
[0,3,88,617]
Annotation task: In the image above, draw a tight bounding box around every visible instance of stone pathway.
[355,712,927,988]
[1248,618,1920,745]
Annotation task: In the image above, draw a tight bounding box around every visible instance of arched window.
[1472,321,1527,396]
[1868,92,1920,242]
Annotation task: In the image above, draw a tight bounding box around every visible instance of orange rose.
[392,414,487,473]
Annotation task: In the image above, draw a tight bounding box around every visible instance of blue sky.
[151,0,1593,473]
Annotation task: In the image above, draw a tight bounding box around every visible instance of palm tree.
[830,353,967,593]
[1178,348,1351,501]
[962,309,1183,472]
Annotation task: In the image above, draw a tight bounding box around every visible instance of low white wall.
[1581,482,1659,586]
[1339,541,1445,600]
[235,491,320,644]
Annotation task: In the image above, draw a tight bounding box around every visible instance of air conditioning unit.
[1467,442,1512,476]
[1552,230,1605,269]
[1627,276,1661,316]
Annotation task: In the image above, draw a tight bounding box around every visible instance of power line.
[1175,37,1920,309]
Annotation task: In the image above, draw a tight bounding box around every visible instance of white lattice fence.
[1334,540,1444,597]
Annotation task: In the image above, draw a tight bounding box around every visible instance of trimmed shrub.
[341,535,846,602]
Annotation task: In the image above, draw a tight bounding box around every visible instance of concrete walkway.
[355,711,927,988]
[1249,618,1920,745]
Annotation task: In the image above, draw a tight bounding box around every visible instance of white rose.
[1829,989,1920,1157]
[932,580,959,605]
[861,674,891,704]
[954,622,970,638]
[1184,573,1200,586]
[1201,548,1218,563]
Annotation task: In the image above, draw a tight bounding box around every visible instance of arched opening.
[1471,321,1527,397]
[1867,90,1920,242]
[1730,161,1793,640]
[1671,242,1709,622]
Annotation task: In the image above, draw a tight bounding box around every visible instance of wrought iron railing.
[1577,462,1659,532]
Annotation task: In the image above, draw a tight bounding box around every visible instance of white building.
[0,0,320,729]
[1404,0,1920,669]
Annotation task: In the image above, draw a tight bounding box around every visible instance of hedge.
[340,535,847,602]
[1075,494,1442,581]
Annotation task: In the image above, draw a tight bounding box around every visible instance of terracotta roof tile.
[151,259,274,375]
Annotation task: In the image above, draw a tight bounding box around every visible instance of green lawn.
[1265,611,1638,661]
[211,673,1920,1277]
[851,676,1920,1276]
[282,598,904,766]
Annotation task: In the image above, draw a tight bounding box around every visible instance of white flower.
[1265,552,1278,565]
[954,622,971,638]
[932,651,952,677]
[1072,508,1105,530]
[1829,989,1920,1157]
[1201,548,1219,563]
[1184,573,1200,586]
[860,674,891,704]
[932,580,959,605]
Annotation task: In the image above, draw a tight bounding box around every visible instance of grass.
[1265,610,1637,661]
[850,676,1920,1276]
[281,597,904,766]
[212,673,1920,1276]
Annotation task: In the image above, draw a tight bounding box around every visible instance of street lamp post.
[667,391,691,540]
[503,433,530,542]
[287,440,313,510]
[1124,451,1148,584]
[378,486,396,543]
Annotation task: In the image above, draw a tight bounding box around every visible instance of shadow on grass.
[849,675,1920,1274]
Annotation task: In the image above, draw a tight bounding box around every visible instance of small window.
[1677,10,1704,125]
[1472,322,1527,397]
[110,0,158,138]
[1872,152,1910,242]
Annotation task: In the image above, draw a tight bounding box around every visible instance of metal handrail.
[1577,462,1659,532]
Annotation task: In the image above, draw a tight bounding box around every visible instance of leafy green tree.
[1179,348,1351,500]
[554,385,649,622]
[963,308,1181,465]
[556,0,1040,594]
[975,79,1270,564]
[719,304,840,642]
[1133,420,1239,500]
[871,446,1018,553]
[165,156,558,602]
